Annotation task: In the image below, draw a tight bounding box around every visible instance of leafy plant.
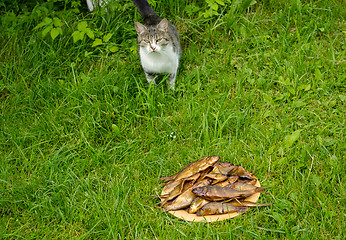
[0,0,81,36]
[200,0,257,18]
[30,1,120,53]
[71,21,118,52]
[72,21,95,42]
[34,17,64,40]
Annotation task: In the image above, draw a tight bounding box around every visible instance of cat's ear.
[135,22,147,35]
[157,18,168,32]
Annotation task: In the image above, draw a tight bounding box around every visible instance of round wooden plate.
[161,178,261,222]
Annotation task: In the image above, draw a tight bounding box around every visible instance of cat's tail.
[131,0,162,25]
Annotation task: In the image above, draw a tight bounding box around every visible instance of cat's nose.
[150,44,156,51]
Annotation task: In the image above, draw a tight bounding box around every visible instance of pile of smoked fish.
[158,156,272,216]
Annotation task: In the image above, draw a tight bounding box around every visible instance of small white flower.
[169,132,176,139]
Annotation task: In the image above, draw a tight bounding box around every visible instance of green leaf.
[34,22,46,30]
[42,25,53,37]
[72,31,84,43]
[304,84,311,91]
[50,27,60,40]
[103,33,113,42]
[311,175,322,185]
[298,84,311,91]
[78,31,85,41]
[34,17,52,30]
[53,17,63,27]
[292,100,306,108]
[215,0,225,6]
[283,130,302,148]
[263,93,274,105]
[77,21,88,32]
[211,2,219,11]
[274,93,285,101]
[185,4,200,16]
[34,22,48,30]
[92,38,103,47]
[43,17,53,25]
[85,28,95,39]
[72,31,79,42]
[250,0,257,6]
[247,78,255,85]
[315,69,323,80]
[109,46,118,53]
[112,124,121,137]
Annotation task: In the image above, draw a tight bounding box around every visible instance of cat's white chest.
[139,45,179,74]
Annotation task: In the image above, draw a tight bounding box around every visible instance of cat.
[86,0,181,90]
[131,0,181,90]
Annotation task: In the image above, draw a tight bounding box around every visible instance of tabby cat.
[86,0,181,89]
[131,0,181,90]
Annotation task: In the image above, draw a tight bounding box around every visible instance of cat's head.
[135,18,170,53]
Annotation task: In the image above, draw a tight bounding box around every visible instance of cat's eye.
[156,38,168,44]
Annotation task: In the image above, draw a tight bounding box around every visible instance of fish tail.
[256,202,273,207]
[155,194,170,199]
[159,176,174,182]
[150,194,162,198]
[238,206,249,212]
[161,206,170,212]
[157,198,169,207]
[255,186,268,192]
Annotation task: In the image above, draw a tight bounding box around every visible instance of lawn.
[0,0,345,239]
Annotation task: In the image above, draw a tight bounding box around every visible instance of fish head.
[206,156,220,165]
[208,160,235,175]
[192,186,208,196]
[197,156,219,170]
[215,162,234,168]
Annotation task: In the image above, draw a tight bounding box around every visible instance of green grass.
[1,0,345,239]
